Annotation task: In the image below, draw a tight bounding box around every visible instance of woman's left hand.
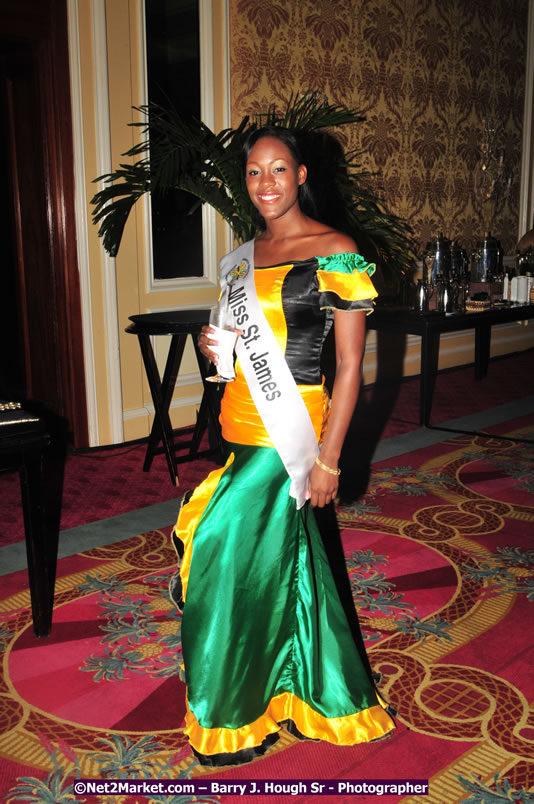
[308,461,339,508]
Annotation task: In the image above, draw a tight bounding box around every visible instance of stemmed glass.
[205,298,238,383]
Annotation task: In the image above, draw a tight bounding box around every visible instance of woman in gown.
[172,126,396,766]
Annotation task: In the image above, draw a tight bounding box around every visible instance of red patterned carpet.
[1,414,533,803]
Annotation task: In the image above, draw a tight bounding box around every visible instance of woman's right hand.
[198,325,219,364]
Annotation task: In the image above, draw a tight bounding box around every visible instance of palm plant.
[91,92,415,281]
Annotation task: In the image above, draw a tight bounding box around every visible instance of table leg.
[192,338,224,456]
[420,327,440,426]
[474,324,491,379]
[20,448,54,637]
[138,332,186,485]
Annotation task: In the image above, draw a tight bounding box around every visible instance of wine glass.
[205,299,238,383]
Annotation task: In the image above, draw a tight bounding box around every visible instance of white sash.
[220,240,319,509]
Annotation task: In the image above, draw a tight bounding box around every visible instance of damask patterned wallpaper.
[229,0,528,256]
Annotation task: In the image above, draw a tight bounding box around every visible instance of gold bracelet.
[315,456,341,476]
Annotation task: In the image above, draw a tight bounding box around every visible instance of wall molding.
[123,393,203,422]
[66,0,99,446]
[222,0,233,256]
[198,0,219,287]
[93,0,124,443]
[365,320,531,352]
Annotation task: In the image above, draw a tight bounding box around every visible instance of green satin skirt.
[173,443,395,766]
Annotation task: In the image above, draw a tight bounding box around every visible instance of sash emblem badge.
[228,258,250,284]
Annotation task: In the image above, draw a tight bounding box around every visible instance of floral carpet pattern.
[0,418,533,803]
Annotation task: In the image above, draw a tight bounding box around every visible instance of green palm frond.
[91,91,416,279]
[261,90,366,130]
[92,162,149,256]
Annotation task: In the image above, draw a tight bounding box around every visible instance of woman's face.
[245,136,307,222]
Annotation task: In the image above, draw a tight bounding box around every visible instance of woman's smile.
[257,192,282,203]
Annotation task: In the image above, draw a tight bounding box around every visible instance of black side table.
[0,401,65,636]
[126,310,224,485]
[367,303,534,427]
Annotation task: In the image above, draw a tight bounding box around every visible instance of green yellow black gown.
[172,252,396,766]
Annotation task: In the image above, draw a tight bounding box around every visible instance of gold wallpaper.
[229,0,528,256]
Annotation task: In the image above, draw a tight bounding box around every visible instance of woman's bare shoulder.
[312,228,359,258]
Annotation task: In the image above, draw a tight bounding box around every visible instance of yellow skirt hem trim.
[185,691,394,756]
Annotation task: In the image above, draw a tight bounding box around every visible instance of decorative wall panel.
[229,0,528,256]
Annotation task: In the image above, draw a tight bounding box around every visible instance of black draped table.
[366,303,534,428]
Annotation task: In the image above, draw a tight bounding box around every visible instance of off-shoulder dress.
[171,252,396,766]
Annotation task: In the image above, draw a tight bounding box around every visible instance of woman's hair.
[243,125,352,235]
[244,125,303,167]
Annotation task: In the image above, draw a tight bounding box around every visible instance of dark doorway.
[145,0,204,280]
[0,58,24,398]
[0,0,88,446]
